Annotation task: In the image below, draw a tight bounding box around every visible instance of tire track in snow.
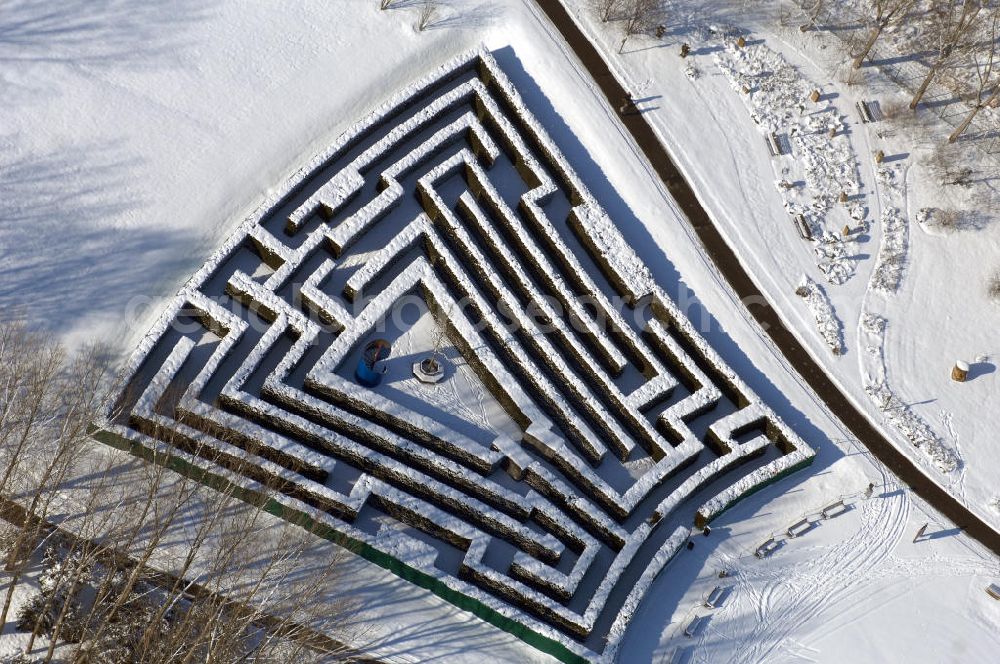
[722,450,908,663]
[532,0,1000,558]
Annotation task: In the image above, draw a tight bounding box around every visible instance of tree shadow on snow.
[0,139,194,350]
[0,0,215,97]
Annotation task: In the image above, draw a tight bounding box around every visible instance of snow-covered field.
[3,0,998,662]
[558,0,1000,532]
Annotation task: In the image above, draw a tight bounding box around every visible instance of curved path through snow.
[531,0,1000,556]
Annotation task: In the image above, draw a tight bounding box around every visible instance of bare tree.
[0,321,357,661]
[988,269,1000,300]
[949,9,1000,142]
[416,0,438,31]
[911,0,983,109]
[852,0,919,69]
[619,0,660,53]
[379,0,395,9]
[27,454,125,657]
[0,337,110,629]
[801,0,827,30]
[70,451,205,661]
[924,140,976,185]
[593,0,624,22]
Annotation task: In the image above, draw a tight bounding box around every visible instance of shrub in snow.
[864,379,960,474]
[796,276,844,354]
[871,207,908,294]
[713,36,865,284]
[987,270,1000,301]
[0,655,43,664]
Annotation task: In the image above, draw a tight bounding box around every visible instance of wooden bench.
[670,645,693,664]
[857,100,876,123]
[755,538,780,558]
[821,500,848,519]
[787,518,811,538]
[793,214,812,240]
[704,585,726,609]
[766,132,783,156]
[684,615,707,637]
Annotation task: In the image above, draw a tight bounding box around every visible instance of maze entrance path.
[104,49,814,663]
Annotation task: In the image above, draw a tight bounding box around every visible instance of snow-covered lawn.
[557,0,1000,533]
[3,0,999,662]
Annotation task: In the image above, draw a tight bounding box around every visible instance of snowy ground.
[619,443,1000,663]
[2,0,998,662]
[558,0,1000,531]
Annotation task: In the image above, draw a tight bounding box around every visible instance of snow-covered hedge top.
[105,45,819,663]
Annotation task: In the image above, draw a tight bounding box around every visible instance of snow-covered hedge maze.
[104,50,814,663]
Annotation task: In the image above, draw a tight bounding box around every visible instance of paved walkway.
[533,0,1000,556]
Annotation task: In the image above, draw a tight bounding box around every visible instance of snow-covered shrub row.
[795,275,844,354]
[126,335,361,520]
[714,40,861,203]
[871,206,908,295]
[105,420,600,663]
[104,48,815,662]
[327,111,501,256]
[860,313,961,475]
[713,38,864,284]
[170,296,331,482]
[863,380,960,474]
[814,232,856,286]
[695,440,815,528]
[267,375,565,560]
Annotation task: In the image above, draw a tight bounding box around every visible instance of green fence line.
[91,428,590,664]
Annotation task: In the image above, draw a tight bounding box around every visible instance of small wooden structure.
[793,214,812,240]
[821,500,848,519]
[755,538,781,558]
[839,191,849,203]
[684,615,706,637]
[787,518,811,538]
[766,132,783,156]
[704,586,726,608]
[842,224,852,237]
[874,149,885,163]
[952,360,969,382]
[857,100,877,123]
[987,584,1000,600]
[809,89,821,103]
[670,646,693,664]
[736,36,746,48]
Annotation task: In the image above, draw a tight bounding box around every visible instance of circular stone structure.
[412,356,446,384]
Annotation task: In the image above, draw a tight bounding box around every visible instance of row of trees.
[813,0,1000,143]
[592,0,664,51]
[0,321,358,663]
[592,0,998,144]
